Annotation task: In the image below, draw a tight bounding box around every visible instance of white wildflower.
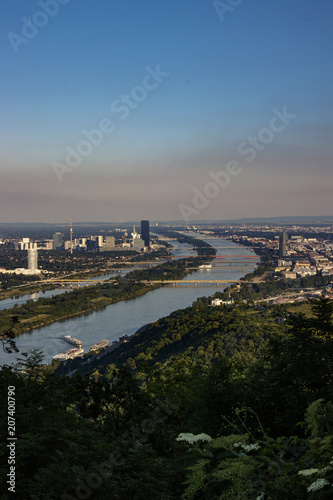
[242,443,261,451]
[234,442,260,451]
[307,478,330,492]
[319,465,332,474]
[234,442,243,448]
[298,468,319,476]
[176,432,212,445]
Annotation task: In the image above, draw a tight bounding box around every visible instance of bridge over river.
[0,236,261,366]
[169,255,258,259]
[37,278,253,287]
[141,280,254,286]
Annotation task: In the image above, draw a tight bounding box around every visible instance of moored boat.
[62,335,82,347]
[53,347,84,362]
[89,340,109,352]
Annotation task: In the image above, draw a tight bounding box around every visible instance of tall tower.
[141,220,149,248]
[70,219,73,254]
[28,244,38,270]
[279,230,287,259]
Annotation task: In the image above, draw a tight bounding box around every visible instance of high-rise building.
[70,219,73,254]
[53,232,64,250]
[102,236,116,251]
[279,230,287,258]
[28,246,38,270]
[86,239,97,251]
[141,220,149,247]
[96,235,104,248]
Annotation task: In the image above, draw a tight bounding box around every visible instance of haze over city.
[1,0,332,223]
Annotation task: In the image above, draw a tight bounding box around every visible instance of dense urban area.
[1,219,332,301]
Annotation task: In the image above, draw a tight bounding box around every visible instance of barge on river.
[89,340,109,352]
[62,335,83,347]
[53,348,84,362]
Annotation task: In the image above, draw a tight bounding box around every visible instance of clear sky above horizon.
[1,0,332,223]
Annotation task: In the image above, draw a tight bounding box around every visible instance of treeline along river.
[0,236,259,365]
[0,270,131,311]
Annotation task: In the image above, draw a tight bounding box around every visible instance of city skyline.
[1,0,332,223]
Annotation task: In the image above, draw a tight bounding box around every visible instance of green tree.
[0,316,19,354]
[247,298,333,434]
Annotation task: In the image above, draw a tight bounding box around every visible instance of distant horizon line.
[1,215,333,226]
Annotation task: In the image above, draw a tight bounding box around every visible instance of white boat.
[62,335,82,347]
[89,340,109,352]
[53,348,84,362]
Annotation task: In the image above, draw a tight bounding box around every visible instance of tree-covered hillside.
[72,302,282,379]
[1,298,333,499]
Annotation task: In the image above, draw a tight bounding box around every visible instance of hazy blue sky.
[1,0,332,222]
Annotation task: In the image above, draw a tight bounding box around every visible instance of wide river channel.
[0,235,259,365]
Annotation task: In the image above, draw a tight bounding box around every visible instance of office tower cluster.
[48,220,150,252]
[13,220,150,255]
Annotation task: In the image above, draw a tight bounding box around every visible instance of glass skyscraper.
[53,232,64,250]
[141,220,149,248]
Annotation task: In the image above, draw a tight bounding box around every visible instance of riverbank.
[3,281,161,338]
[0,282,62,301]
[0,255,213,338]
[0,236,259,367]
[0,268,119,301]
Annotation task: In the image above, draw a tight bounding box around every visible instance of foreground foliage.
[0,298,332,499]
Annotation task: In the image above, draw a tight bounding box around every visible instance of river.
[0,236,259,365]
[0,270,131,312]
